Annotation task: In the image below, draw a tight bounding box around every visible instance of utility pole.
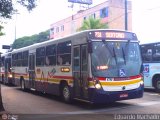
[15,11,19,42]
[125,0,128,30]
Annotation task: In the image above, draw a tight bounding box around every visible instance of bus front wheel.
[61,84,72,103]
[154,78,160,93]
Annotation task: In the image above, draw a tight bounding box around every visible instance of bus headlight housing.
[140,80,144,86]
[93,77,102,90]
[95,83,101,89]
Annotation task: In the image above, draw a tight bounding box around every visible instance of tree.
[0,0,37,19]
[0,0,37,35]
[12,29,49,49]
[77,17,109,31]
[0,25,4,36]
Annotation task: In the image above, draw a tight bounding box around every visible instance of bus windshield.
[91,41,142,77]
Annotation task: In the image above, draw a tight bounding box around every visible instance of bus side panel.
[14,77,21,86]
[143,63,160,88]
[34,81,60,96]
[45,82,60,96]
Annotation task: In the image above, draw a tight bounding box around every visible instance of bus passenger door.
[73,45,89,100]
[29,54,35,88]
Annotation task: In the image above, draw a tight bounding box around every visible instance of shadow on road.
[15,87,132,111]
[144,88,158,93]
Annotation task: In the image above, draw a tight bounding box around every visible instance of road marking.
[148,93,160,96]
[137,101,160,106]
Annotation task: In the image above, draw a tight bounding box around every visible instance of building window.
[50,28,54,34]
[100,7,108,18]
[91,13,96,19]
[56,27,59,33]
[61,25,64,31]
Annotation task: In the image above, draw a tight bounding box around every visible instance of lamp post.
[125,0,128,30]
[13,10,19,50]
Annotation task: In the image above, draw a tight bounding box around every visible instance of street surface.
[1,84,160,120]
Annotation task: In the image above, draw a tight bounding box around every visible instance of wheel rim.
[63,86,70,101]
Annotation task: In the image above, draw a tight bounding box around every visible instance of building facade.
[50,0,132,39]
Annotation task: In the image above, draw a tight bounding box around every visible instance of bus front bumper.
[89,85,144,104]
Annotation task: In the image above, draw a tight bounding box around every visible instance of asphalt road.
[1,85,160,120]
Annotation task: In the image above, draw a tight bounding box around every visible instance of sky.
[1,0,160,53]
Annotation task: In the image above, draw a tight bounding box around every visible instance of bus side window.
[45,56,50,65]
[153,45,160,61]
[36,47,45,66]
[57,41,71,66]
[57,55,63,65]
[46,44,57,66]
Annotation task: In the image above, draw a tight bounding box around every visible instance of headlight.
[95,83,101,89]
[140,80,144,86]
[92,77,103,90]
[8,74,12,78]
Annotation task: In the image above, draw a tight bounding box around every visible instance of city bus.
[11,29,144,103]
[0,52,13,85]
[140,42,160,92]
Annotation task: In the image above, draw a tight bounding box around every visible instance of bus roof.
[12,29,137,53]
[140,42,160,46]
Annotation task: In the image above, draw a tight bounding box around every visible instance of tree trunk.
[0,84,4,111]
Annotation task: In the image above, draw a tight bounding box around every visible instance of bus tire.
[61,84,72,103]
[154,78,160,93]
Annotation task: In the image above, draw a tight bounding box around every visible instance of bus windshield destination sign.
[89,31,137,40]
[95,32,125,39]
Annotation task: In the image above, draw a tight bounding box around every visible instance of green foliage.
[0,0,37,37]
[17,0,37,12]
[12,29,49,49]
[0,25,4,36]
[0,0,13,18]
[77,17,108,31]
[0,0,37,19]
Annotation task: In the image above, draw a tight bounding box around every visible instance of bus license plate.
[120,93,128,98]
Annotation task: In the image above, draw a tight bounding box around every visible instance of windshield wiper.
[113,47,117,65]
[102,40,113,56]
[124,40,130,54]
[122,48,126,65]
[102,40,118,65]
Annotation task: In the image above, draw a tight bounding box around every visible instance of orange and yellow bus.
[9,29,143,103]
